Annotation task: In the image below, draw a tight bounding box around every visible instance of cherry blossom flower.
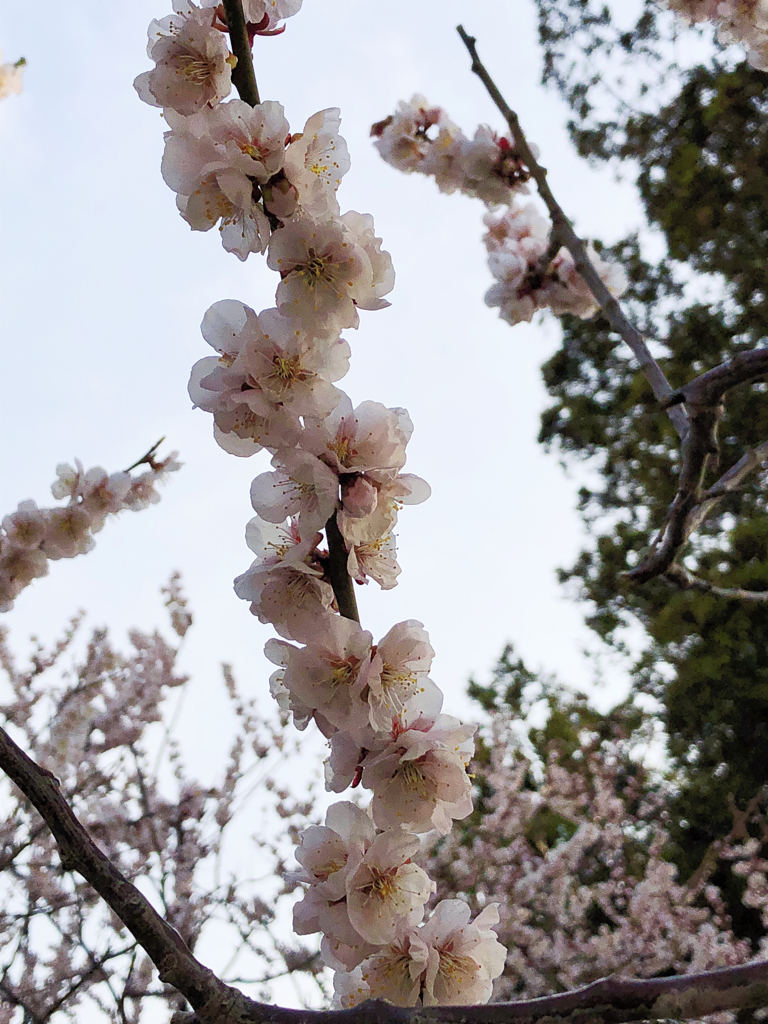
[339,211,395,312]
[265,615,373,732]
[460,126,532,207]
[300,396,415,484]
[190,299,313,453]
[333,923,429,1007]
[372,95,466,191]
[2,501,48,550]
[162,100,289,256]
[420,901,506,1005]
[239,306,350,417]
[363,620,442,733]
[347,532,401,589]
[294,800,374,897]
[293,802,379,969]
[267,215,373,331]
[334,901,505,1007]
[233,518,333,640]
[337,472,430,550]
[250,449,340,536]
[364,715,476,833]
[483,202,627,325]
[134,1,233,115]
[189,354,300,455]
[283,108,350,218]
[345,830,434,945]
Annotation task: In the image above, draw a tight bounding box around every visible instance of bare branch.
[171,957,768,1023]
[455,25,689,441]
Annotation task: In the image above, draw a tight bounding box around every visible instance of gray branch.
[456,25,689,442]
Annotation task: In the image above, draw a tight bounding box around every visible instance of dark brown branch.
[456,25,689,442]
[324,512,360,623]
[627,349,768,583]
[6,718,768,1023]
[172,957,768,1023]
[222,0,261,106]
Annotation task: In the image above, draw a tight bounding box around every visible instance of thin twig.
[124,438,166,473]
[456,25,689,441]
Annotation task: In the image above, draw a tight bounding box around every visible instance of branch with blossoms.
[6,700,768,1024]
[0,445,179,612]
[142,0,505,1004]
[6,1,768,1021]
[372,27,768,602]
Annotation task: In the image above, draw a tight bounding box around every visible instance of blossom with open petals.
[345,830,434,945]
[134,1,233,115]
[421,901,506,1005]
[364,715,475,834]
[283,108,350,218]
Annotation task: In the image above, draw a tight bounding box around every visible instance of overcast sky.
[0,0,665,780]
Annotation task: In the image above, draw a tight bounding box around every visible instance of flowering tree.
[5,1,768,1022]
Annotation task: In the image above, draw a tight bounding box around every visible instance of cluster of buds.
[136,0,506,1007]
[372,97,627,327]
[0,455,179,612]
[664,0,768,71]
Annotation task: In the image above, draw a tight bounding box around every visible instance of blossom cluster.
[664,0,768,71]
[371,93,532,206]
[136,1,506,1007]
[483,202,628,325]
[372,96,627,326]
[0,48,24,101]
[0,454,179,613]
